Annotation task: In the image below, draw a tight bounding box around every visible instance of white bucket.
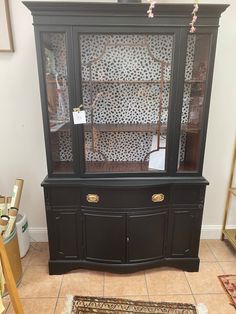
[16,214,30,258]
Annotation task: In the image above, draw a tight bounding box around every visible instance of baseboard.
[29,227,48,242]
[201,224,236,239]
[28,225,236,242]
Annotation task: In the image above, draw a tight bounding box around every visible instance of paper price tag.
[73,110,86,124]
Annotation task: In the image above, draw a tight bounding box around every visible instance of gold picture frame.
[0,0,14,52]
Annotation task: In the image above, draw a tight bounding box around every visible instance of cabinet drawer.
[172,185,205,206]
[81,186,170,208]
[45,187,80,207]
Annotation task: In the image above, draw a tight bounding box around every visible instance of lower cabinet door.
[171,209,202,257]
[127,210,168,262]
[83,212,126,263]
[52,211,79,259]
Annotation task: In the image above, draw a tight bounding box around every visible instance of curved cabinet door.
[83,212,126,263]
[127,210,168,263]
[170,209,202,257]
[51,211,80,259]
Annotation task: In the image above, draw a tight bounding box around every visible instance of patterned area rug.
[63,295,197,313]
[219,275,236,308]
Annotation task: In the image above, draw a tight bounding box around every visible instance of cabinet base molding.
[48,258,200,275]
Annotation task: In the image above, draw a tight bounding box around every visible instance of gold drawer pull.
[152,193,165,203]
[86,194,99,203]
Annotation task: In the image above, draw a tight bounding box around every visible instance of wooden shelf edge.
[229,187,236,197]
[222,229,236,249]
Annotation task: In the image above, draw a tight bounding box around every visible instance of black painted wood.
[24,2,228,19]
[48,257,200,275]
[171,210,201,257]
[83,211,126,263]
[52,211,79,259]
[24,2,228,274]
[127,210,168,262]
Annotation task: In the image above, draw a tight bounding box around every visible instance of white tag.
[148,135,166,171]
[73,110,86,124]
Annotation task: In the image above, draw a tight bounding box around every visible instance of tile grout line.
[183,271,196,305]
[103,273,105,297]
[216,260,226,275]
[4,300,10,314]
[143,271,150,301]
[53,273,64,313]
[205,240,236,274]
[205,240,220,262]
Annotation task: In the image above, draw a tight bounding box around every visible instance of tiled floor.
[3,239,236,313]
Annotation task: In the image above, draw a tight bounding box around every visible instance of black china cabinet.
[24,1,228,274]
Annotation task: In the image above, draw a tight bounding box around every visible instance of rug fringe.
[62,295,73,314]
[196,303,208,314]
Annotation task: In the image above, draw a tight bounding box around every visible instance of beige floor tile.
[20,243,47,271]
[219,262,236,274]
[2,295,10,303]
[194,294,236,314]
[121,296,149,301]
[21,252,31,272]
[149,294,196,304]
[18,265,62,298]
[60,269,104,297]
[185,262,224,294]
[28,242,49,266]
[6,298,57,314]
[2,296,10,313]
[207,239,236,262]
[199,240,217,262]
[54,298,66,314]
[145,267,191,295]
[104,271,148,297]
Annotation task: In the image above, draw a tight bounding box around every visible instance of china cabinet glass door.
[178,34,211,172]
[79,33,174,173]
[41,32,73,173]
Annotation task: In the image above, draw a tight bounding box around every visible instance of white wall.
[0,0,235,241]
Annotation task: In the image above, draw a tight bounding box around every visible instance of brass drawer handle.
[152,193,165,203]
[86,194,99,203]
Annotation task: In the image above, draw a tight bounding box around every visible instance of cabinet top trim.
[23,2,229,18]
[41,176,209,187]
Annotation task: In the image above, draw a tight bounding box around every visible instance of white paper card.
[73,110,86,124]
[148,135,166,171]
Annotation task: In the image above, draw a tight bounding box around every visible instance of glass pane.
[178,34,211,172]
[42,32,73,173]
[80,34,174,173]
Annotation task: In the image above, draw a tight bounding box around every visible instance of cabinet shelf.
[185,80,206,84]
[50,121,70,132]
[84,123,165,133]
[82,79,206,85]
[86,161,150,173]
[82,80,170,84]
[84,123,200,134]
[49,123,201,134]
[222,229,236,250]
[229,188,236,197]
